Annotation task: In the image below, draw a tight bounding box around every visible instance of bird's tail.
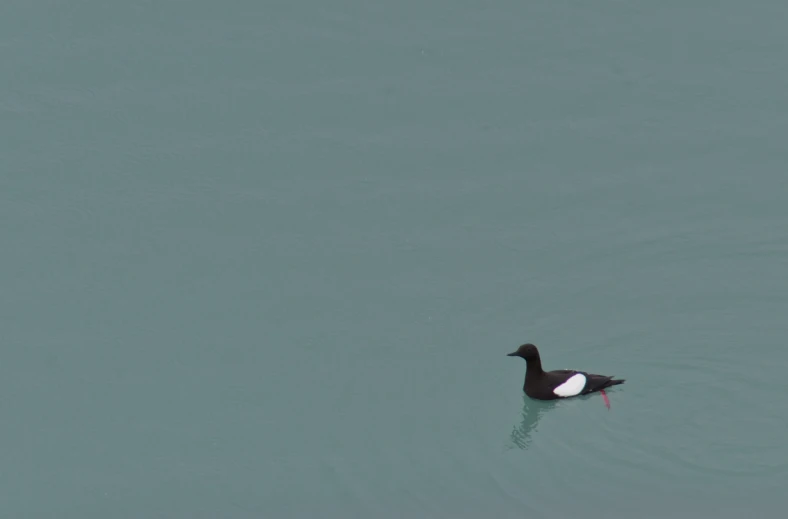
[608,378,625,386]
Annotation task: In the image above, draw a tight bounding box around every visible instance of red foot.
[600,389,610,410]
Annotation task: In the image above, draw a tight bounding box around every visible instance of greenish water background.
[2,1,787,517]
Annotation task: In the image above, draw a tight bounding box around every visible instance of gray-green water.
[3,1,788,517]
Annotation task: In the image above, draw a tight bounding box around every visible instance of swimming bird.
[507,343,625,401]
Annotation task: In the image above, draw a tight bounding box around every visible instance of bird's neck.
[525,356,544,376]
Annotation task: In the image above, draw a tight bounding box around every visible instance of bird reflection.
[508,395,557,450]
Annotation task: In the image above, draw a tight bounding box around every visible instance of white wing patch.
[553,373,587,397]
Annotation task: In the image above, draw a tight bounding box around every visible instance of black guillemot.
[507,343,625,405]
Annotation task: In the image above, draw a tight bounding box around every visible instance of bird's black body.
[507,343,625,401]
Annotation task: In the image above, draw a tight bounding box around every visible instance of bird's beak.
[506,352,518,357]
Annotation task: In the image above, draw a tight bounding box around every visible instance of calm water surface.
[2,1,788,517]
